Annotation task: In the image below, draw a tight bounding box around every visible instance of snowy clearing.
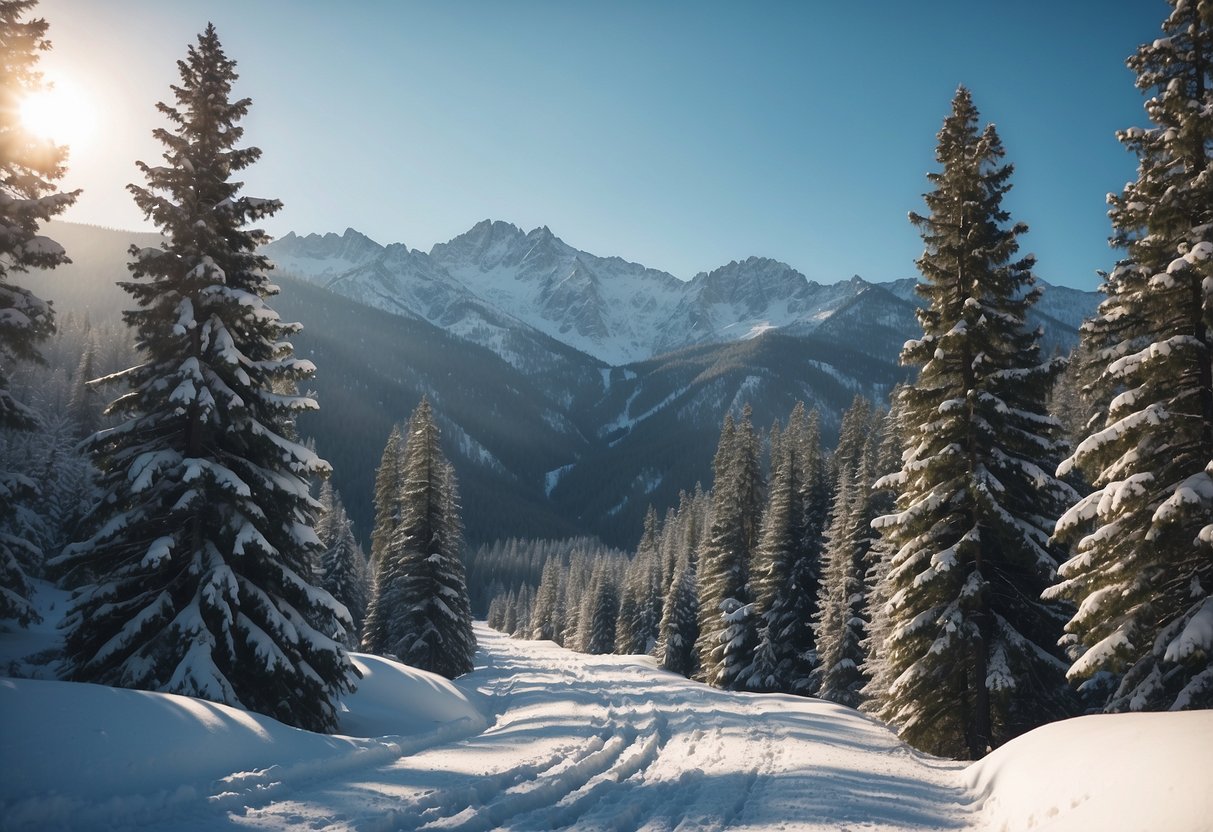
[2,621,1210,831]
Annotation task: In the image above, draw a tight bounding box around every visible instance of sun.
[19,75,95,149]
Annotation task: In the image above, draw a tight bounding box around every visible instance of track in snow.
[220,626,974,831]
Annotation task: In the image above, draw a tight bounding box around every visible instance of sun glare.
[19,76,95,149]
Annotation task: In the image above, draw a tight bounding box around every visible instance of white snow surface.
[966,710,1213,832]
[3,612,1210,830]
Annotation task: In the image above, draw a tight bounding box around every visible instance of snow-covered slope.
[266,221,1099,368]
[4,581,1209,832]
[967,710,1213,831]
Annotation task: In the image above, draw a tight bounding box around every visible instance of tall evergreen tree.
[816,466,876,706]
[0,0,79,626]
[369,423,405,567]
[361,398,475,678]
[656,551,699,676]
[65,339,100,439]
[1050,2,1213,712]
[695,407,764,689]
[747,404,822,694]
[315,481,369,649]
[579,559,619,655]
[792,405,833,562]
[655,490,706,675]
[54,26,355,733]
[616,507,662,654]
[816,399,877,706]
[867,88,1077,759]
[529,555,563,642]
[859,403,906,701]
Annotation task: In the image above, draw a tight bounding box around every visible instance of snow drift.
[0,653,485,831]
[967,709,1213,831]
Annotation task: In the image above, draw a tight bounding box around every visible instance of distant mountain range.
[33,221,1100,549]
[264,220,1099,369]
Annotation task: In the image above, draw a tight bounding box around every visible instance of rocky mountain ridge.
[266,221,1101,369]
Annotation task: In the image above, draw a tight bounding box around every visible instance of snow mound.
[340,651,482,737]
[966,710,1213,831]
[0,653,486,831]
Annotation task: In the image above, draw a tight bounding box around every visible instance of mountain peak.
[264,226,383,266]
[264,218,1099,367]
[431,219,527,268]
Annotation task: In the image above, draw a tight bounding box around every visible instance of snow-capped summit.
[268,227,386,278]
[263,220,1098,368]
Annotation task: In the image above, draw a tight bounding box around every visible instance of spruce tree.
[657,552,699,676]
[816,398,876,706]
[655,491,706,675]
[747,405,822,694]
[1050,2,1213,712]
[361,398,475,678]
[695,407,764,689]
[66,339,100,439]
[580,560,619,655]
[815,462,871,706]
[369,423,405,567]
[529,556,563,642]
[0,0,79,626]
[55,26,355,733]
[616,507,662,654]
[860,399,908,695]
[315,481,369,649]
[868,88,1077,759]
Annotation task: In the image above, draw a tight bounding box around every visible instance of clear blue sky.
[40,0,1163,290]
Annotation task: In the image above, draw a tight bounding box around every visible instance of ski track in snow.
[210,626,971,832]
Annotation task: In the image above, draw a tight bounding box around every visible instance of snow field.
[967,709,1213,832]
[225,628,972,831]
[4,616,1211,830]
[0,650,485,832]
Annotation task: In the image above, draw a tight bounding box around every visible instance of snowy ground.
[3,592,1211,831]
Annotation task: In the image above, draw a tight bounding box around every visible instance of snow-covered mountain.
[40,221,1100,550]
[266,221,1101,368]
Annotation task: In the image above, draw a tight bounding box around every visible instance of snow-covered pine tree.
[562,552,589,645]
[54,26,356,733]
[315,481,369,649]
[502,588,518,635]
[858,404,903,689]
[616,507,662,654]
[0,0,80,626]
[361,398,475,678]
[828,396,871,486]
[815,397,876,706]
[657,551,699,676]
[1049,2,1213,712]
[512,583,533,638]
[486,594,504,631]
[818,469,877,705]
[798,406,833,551]
[695,407,764,689]
[369,423,405,567]
[580,559,619,654]
[747,404,822,694]
[529,556,563,642]
[655,490,706,675]
[867,87,1077,759]
[66,339,101,439]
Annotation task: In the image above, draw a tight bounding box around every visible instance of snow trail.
[225,625,972,831]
